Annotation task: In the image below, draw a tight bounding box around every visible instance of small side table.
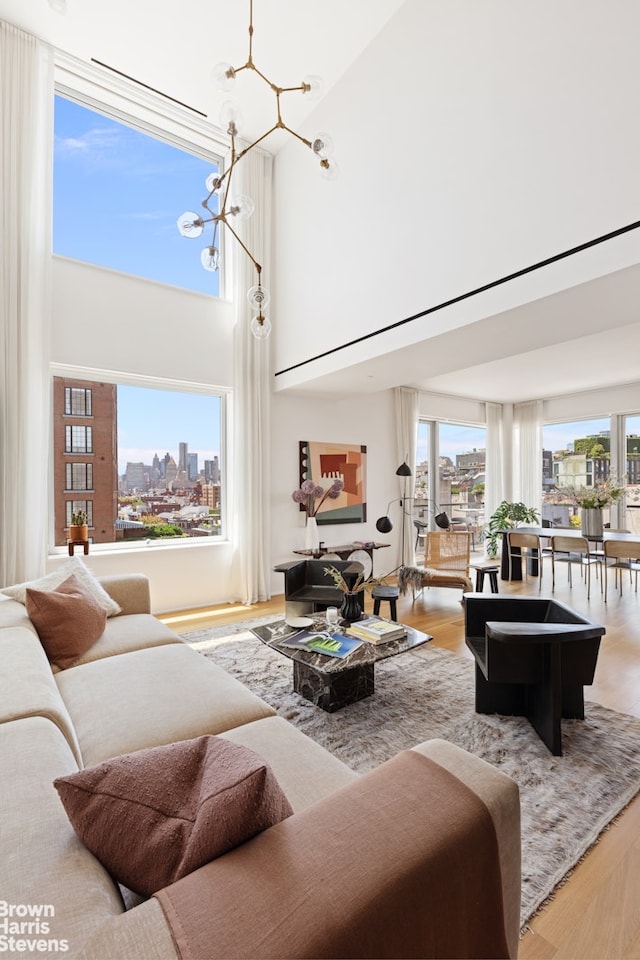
[470,561,499,593]
[67,540,90,556]
[371,585,400,621]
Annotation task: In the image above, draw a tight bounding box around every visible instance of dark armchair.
[274,558,365,618]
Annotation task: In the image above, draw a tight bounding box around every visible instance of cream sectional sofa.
[0,568,521,960]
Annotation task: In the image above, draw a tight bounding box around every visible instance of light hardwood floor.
[160,563,640,960]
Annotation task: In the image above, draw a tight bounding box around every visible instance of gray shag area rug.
[183,616,640,928]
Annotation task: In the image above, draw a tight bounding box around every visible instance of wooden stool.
[68,540,90,556]
[372,585,400,621]
[470,561,499,593]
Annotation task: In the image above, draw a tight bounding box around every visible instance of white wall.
[272,0,640,377]
[269,389,402,595]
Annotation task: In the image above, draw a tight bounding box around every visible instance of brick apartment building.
[52,377,118,546]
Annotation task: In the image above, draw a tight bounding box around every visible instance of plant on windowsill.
[69,510,89,543]
[484,501,540,558]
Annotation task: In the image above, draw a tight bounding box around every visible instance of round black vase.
[340,591,362,625]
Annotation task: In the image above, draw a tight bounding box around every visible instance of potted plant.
[556,478,624,537]
[69,509,89,543]
[323,564,387,625]
[484,501,540,558]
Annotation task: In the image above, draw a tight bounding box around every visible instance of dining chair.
[602,539,640,601]
[549,534,600,600]
[506,531,544,589]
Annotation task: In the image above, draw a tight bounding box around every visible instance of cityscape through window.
[53,377,223,548]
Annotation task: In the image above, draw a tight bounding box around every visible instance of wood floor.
[160,563,640,959]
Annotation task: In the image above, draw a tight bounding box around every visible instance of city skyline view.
[116,385,221,477]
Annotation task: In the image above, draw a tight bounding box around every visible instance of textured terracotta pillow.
[53,735,294,897]
[26,573,107,669]
[2,557,121,617]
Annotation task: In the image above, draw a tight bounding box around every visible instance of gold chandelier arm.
[221,217,262,275]
[277,123,313,150]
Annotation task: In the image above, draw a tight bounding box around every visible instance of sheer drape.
[229,145,272,603]
[394,387,419,567]
[513,400,542,511]
[0,22,53,585]
[485,402,505,521]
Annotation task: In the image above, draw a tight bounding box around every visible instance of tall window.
[53,376,224,548]
[54,96,221,297]
[438,424,486,530]
[542,418,610,527]
[415,420,486,540]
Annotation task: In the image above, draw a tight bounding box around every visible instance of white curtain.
[484,401,505,520]
[0,22,54,586]
[513,400,542,512]
[393,386,419,567]
[229,145,273,603]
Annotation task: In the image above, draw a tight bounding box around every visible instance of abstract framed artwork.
[299,441,367,525]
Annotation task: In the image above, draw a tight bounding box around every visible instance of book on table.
[347,617,406,643]
[278,630,363,659]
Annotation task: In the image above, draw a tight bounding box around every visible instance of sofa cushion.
[55,644,277,766]
[2,557,122,617]
[54,736,294,897]
[0,717,124,946]
[0,627,83,764]
[219,716,358,812]
[67,612,181,668]
[26,574,107,670]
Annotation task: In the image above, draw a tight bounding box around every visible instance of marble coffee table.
[251,616,432,712]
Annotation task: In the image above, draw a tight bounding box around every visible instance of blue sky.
[53,96,219,297]
[116,386,221,475]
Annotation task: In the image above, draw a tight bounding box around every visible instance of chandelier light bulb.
[250,314,272,339]
[312,132,334,161]
[205,172,223,194]
[229,195,255,221]
[213,62,236,92]
[302,75,324,100]
[177,211,205,238]
[220,100,243,136]
[320,158,339,181]
[200,246,221,272]
[247,284,270,310]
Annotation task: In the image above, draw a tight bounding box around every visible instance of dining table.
[499,526,640,581]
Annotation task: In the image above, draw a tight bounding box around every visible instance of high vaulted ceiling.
[3,0,640,405]
[0,0,406,147]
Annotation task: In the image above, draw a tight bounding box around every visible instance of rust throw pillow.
[26,573,107,669]
[53,736,294,897]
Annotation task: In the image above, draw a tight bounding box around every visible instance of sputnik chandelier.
[177,0,337,339]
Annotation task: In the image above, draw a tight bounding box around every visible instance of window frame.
[50,364,230,555]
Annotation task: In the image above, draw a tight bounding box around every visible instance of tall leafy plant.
[484,501,539,558]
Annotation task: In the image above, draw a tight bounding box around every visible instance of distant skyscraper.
[204,455,220,484]
[188,452,198,481]
[125,462,145,491]
[178,442,188,473]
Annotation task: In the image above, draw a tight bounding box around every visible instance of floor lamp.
[375,459,413,576]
